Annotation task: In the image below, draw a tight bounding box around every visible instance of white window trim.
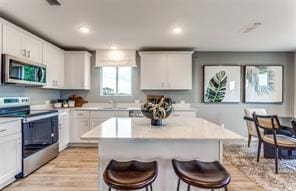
[100,66,133,96]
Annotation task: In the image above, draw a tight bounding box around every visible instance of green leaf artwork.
[205,71,227,103]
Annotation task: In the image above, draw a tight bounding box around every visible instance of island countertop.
[82,117,244,141]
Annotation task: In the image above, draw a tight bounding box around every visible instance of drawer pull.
[0,129,7,133]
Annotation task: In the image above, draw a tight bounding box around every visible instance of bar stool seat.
[172,159,231,190]
[103,160,158,190]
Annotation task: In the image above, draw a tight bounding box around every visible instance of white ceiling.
[0,0,295,51]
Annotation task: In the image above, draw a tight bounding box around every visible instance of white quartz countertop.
[0,117,22,124]
[81,117,244,141]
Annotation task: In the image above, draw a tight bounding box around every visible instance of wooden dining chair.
[244,108,267,147]
[253,113,296,174]
[291,120,296,136]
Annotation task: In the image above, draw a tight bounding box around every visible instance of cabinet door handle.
[27,50,30,58]
[0,129,7,133]
[22,49,26,57]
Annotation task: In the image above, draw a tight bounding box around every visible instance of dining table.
[244,116,296,159]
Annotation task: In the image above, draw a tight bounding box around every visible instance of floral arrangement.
[141,97,173,126]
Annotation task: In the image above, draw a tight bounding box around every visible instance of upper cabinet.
[139,51,193,90]
[43,42,65,89]
[2,24,42,64]
[64,51,91,90]
[2,24,25,59]
[25,35,43,63]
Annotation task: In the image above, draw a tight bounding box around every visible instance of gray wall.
[0,85,60,105]
[61,52,295,137]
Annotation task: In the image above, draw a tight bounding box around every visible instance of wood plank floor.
[3,147,262,191]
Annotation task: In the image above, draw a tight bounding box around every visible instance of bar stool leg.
[146,186,149,191]
[187,184,190,191]
[150,184,153,191]
[108,187,111,191]
[275,147,279,174]
[225,186,229,191]
[176,179,180,191]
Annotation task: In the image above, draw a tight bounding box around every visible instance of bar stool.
[172,159,231,191]
[103,160,158,191]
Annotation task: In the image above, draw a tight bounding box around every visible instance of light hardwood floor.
[3,147,262,191]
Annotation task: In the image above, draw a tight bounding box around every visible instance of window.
[101,67,132,96]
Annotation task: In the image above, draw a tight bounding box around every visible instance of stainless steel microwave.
[2,54,46,86]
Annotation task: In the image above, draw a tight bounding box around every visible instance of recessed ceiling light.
[171,27,183,34]
[79,26,90,34]
[111,46,118,50]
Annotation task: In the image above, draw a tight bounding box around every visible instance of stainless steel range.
[0,97,59,177]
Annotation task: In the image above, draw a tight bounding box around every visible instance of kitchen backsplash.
[0,85,60,105]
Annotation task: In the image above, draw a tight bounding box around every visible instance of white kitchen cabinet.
[70,111,90,143]
[2,24,42,64]
[140,54,167,89]
[89,110,129,143]
[0,120,22,190]
[140,51,193,90]
[25,35,43,63]
[64,51,91,90]
[2,24,26,59]
[90,110,129,129]
[167,54,192,89]
[58,111,70,152]
[43,43,65,89]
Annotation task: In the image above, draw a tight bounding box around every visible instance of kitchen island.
[82,117,244,191]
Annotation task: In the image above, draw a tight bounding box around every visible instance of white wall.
[295,52,296,117]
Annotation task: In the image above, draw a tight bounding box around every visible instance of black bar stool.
[172,159,231,191]
[103,160,158,191]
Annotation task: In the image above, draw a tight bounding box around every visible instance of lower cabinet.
[90,111,129,130]
[89,111,129,143]
[0,121,22,190]
[70,111,90,143]
[58,111,70,152]
[69,110,129,144]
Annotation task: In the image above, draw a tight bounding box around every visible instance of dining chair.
[291,120,296,136]
[253,113,296,174]
[244,108,267,147]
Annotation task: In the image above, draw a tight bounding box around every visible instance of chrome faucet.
[108,100,117,108]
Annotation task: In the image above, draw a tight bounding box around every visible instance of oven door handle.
[23,113,58,123]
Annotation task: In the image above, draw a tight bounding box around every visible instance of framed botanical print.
[203,65,241,103]
[244,65,283,103]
